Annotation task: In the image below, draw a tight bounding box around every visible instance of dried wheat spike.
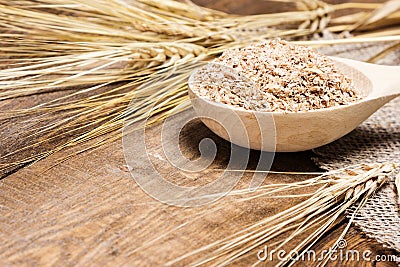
[167,163,396,267]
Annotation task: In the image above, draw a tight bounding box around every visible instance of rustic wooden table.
[0,0,398,266]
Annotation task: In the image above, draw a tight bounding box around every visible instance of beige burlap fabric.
[312,37,400,254]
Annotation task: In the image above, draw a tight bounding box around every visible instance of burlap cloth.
[312,35,400,254]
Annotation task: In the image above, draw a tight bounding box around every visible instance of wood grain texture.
[0,0,398,266]
[1,112,398,267]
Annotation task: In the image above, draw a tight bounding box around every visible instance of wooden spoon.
[188,57,400,152]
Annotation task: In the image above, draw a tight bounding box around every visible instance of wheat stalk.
[166,163,395,267]
[0,1,399,265]
[0,0,399,176]
[367,42,400,63]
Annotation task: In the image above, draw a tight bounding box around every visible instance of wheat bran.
[191,39,360,112]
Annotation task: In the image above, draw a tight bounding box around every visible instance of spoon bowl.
[188,57,400,152]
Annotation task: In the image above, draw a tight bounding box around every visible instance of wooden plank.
[0,111,398,266]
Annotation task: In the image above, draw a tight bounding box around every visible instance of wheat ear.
[1,0,399,176]
[167,163,395,267]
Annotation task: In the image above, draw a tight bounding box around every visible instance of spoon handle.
[331,56,400,98]
[371,64,400,97]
